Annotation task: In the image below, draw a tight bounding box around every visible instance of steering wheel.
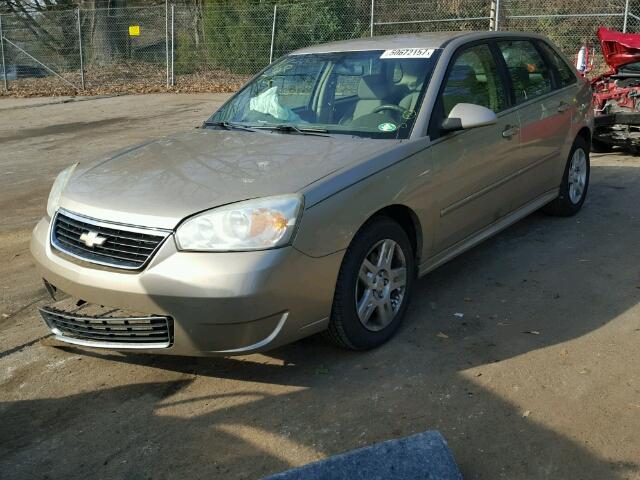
[372,104,407,116]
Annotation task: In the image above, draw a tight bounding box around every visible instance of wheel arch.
[361,204,423,263]
[576,126,591,147]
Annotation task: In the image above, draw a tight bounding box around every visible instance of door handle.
[502,125,520,139]
[558,101,571,113]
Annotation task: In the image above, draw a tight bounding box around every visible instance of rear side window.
[259,56,325,109]
[333,58,381,99]
[497,40,552,104]
[440,43,508,117]
[335,75,361,99]
[537,41,577,88]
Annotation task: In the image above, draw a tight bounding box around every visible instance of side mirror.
[441,103,497,133]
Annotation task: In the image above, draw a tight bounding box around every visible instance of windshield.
[208,49,440,139]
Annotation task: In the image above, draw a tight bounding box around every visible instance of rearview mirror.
[441,103,497,133]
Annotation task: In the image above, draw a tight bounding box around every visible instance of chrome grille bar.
[50,209,171,270]
[40,300,173,349]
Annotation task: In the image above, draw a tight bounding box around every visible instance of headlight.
[175,194,303,251]
[47,164,77,218]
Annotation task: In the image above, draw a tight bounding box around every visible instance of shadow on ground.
[2,164,640,479]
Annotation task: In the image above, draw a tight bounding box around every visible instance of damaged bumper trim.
[39,299,173,350]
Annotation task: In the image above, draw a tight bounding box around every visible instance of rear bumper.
[31,216,343,356]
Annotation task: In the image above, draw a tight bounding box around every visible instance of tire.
[591,137,613,153]
[325,216,416,350]
[543,136,590,217]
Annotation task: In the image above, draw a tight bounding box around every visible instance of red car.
[588,27,640,152]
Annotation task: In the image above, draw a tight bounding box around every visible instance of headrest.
[357,74,392,100]
[396,61,425,91]
[511,64,531,84]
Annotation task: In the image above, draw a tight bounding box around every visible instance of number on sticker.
[380,48,436,59]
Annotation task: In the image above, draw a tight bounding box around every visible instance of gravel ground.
[1,94,639,480]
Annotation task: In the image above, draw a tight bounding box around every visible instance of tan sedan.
[31,31,593,356]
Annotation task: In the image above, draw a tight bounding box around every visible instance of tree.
[84,0,129,64]
[2,0,81,68]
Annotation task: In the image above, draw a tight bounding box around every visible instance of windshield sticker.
[380,48,436,59]
[378,122,397,132]
[402,110,416,120]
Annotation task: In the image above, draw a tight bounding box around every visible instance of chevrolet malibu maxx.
[31,32,593,356]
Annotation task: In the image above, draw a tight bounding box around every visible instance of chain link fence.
[0,0,637,96]
[499,0,638,73]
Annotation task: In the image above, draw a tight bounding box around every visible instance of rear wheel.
[325,217,415,350]
[543,137,590,217]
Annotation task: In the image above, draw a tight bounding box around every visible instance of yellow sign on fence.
[129,25,140,36]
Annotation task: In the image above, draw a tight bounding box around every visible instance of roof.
[291,31,549,54]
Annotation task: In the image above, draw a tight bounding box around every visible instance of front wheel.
[543,137,590,217]
[325,217,415,350]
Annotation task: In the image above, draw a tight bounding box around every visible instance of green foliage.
[175,0,369,75]
[273,2,367,58]
[198,1,272,74]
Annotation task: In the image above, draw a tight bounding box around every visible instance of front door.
[426,42,520,253]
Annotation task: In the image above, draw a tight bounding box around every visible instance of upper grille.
[51,209,170,270]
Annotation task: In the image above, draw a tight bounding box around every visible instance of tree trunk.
[89,0,128,65]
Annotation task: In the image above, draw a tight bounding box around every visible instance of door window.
[537,41,577,88]
[497,40,553,103]
[440,44,508,117]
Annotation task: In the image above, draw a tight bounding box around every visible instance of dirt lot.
[1,94,639,480]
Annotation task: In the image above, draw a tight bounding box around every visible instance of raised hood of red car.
[598,27,640,71]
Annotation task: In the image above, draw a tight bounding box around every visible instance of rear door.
[536,40,581,187]
[426,42,520,252]
[496,39,573,205]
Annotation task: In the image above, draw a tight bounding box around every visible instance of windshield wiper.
[203,121,257,132]
[251,124,330,137]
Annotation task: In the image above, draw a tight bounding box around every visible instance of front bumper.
[31,216,344,356]
[594,112,640,146]
[594,112,640,128]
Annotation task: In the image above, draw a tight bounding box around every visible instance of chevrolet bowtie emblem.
[79,230,107,248]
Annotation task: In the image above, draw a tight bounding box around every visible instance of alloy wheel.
[355,239,407,332]
[568,147,587,204]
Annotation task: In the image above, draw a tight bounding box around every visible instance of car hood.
[60,129,398,229]
[597,27,640,71]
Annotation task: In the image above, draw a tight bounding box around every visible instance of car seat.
[510,64,531,103]
[351,74,394,120]
[395,61,425,113]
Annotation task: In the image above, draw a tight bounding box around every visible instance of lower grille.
[40,298,173,349]
[51,209,170,270]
